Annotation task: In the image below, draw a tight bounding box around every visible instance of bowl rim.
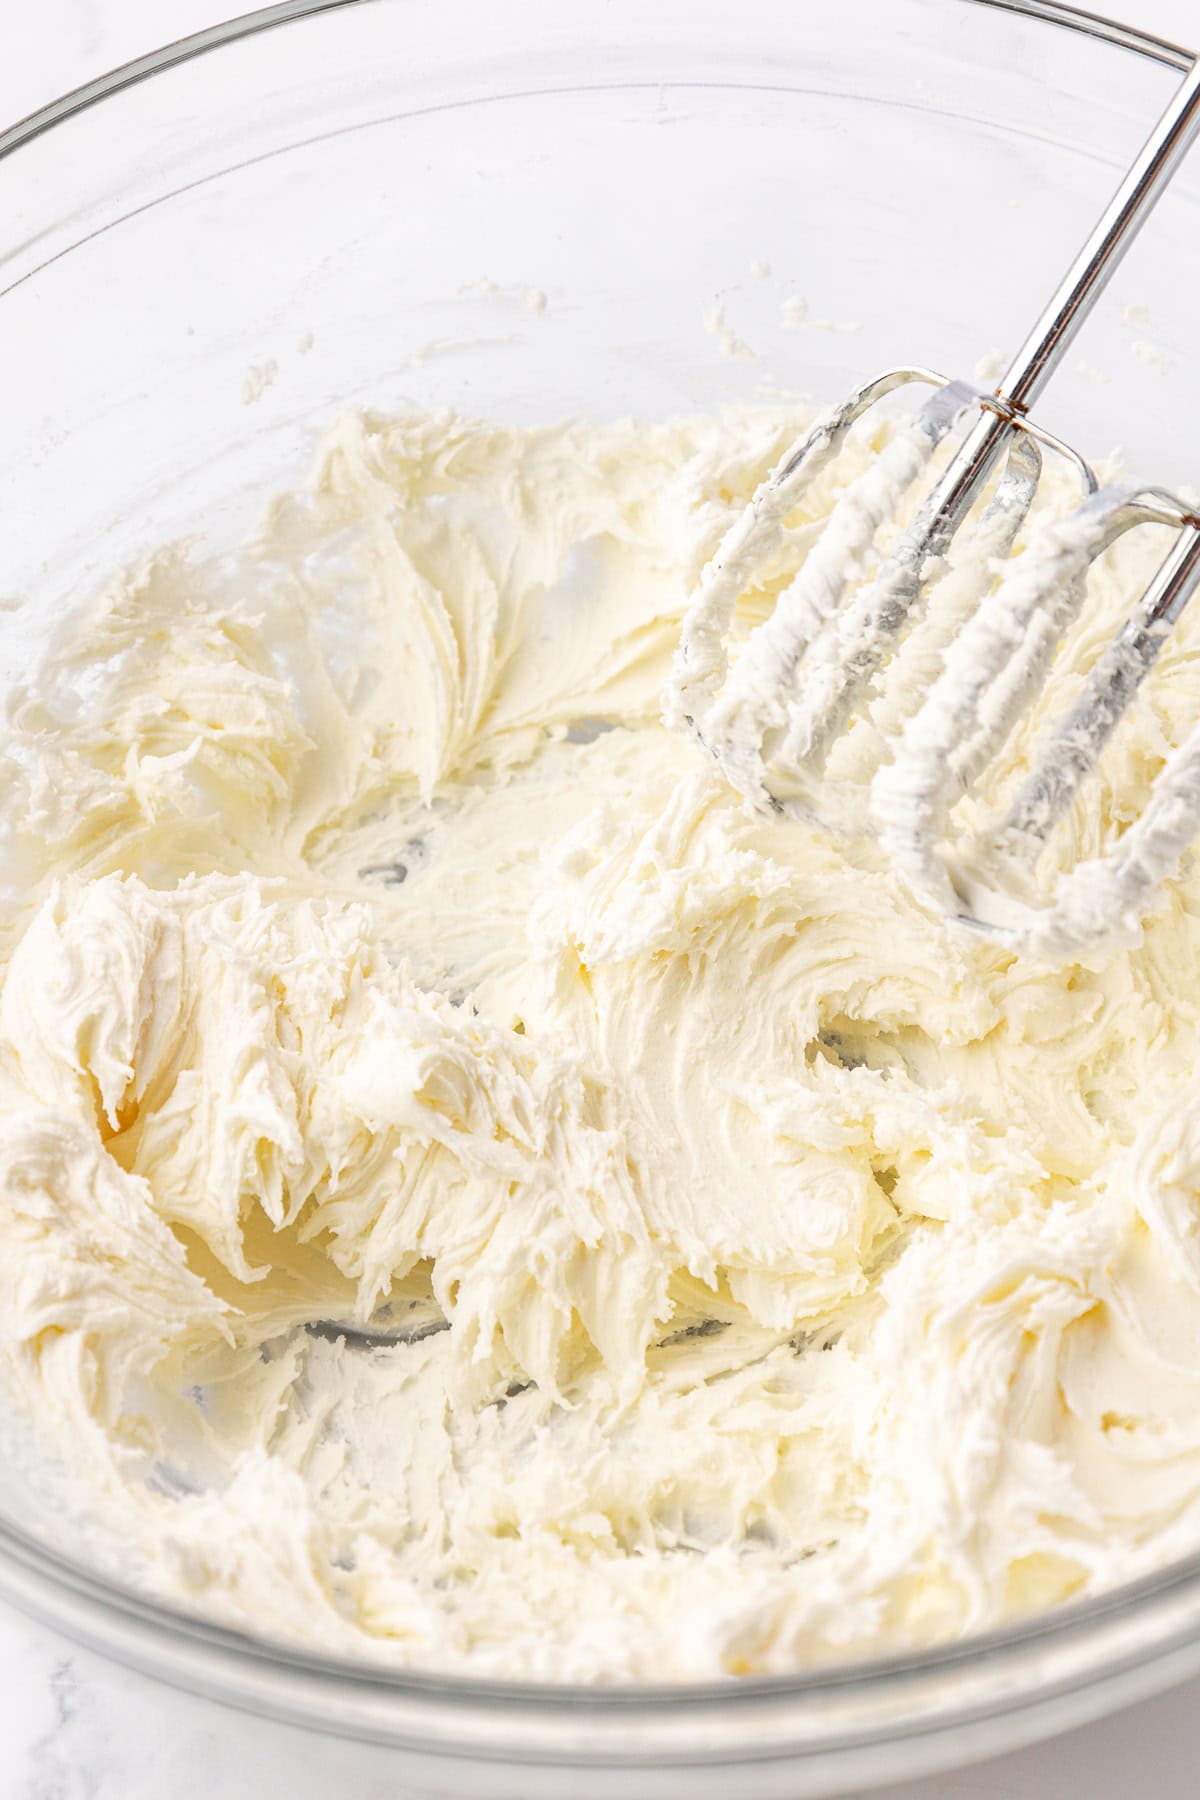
[0,0,1194,161]
[1,0,1200,1743]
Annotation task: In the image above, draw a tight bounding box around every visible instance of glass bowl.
[2,0,1200,1792]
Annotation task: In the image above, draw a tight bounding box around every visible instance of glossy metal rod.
[918,53,1200,545]
[1001,54,1200,409]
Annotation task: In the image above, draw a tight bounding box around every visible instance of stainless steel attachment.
[669,54,1200,955]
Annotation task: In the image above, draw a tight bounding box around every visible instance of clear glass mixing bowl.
[2,1,1200,1792]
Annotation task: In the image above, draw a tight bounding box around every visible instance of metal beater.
[668,55,1200,957]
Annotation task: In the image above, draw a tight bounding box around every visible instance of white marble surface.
[3,2,1200,1795]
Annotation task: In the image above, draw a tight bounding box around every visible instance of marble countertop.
[3,2,1200,1794]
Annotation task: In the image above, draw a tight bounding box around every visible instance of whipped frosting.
[3,408,1200,1680]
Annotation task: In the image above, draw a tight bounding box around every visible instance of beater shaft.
[788,53,1200,765]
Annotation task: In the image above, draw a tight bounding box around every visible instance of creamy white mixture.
[3,406,1200,1681]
